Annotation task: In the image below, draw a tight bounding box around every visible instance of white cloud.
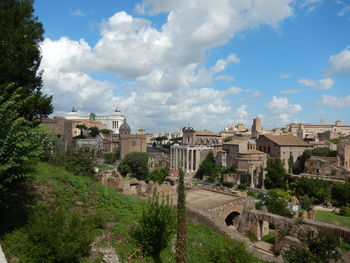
[40,1,295,131]
[267,96,302,125]
[328,46,350,76]
[300,0,324,12]
[232,105,249,124]
[318,95,350,107]
[336,0,350,17]
[298,78,334,90]
[280,89,302,94]
[71,9,86,16]
[279,73,292,79]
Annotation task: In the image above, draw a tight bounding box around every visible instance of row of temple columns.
[170,147,198,172]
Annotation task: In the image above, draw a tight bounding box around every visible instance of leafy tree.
[62,147,96,177]
[263,189,292,217]
[170,137,182,144]
[88,126,100,137]
[103,153,116,165]
[134,191,175,259]
[223,137,233,142]
[292,177,331,204]
[299,195,313,211]
[100,128,113,135]
[118,152,149,180]
[331,181,350,206]
[176,169,187,263]
[75,124,87,139]
[264,158,289,190]
[196,151,217,181]
[283,232,341,263]
[0,85,48,230]
[0,0,52,120]
[147,168,169,184]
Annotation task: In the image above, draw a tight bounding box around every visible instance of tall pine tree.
[0,0,52,120]
[176,169,187,263]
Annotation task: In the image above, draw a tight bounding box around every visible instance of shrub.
[339,206,350,217]
[222,181,234,188]
[118,152,149,180]
[238,184,246,190]
[103,153,116,164]
[134,191,175,258]
[147,168,169,184]
[25,205,100,263]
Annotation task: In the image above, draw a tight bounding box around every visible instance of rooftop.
[195,130,221,136]
[261,134,311,147]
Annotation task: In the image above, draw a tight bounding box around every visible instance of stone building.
[256,134,312,171]
[288,121,350,140]
[75,137,104,153]
[251,117,262,138]
[304,156,346,177]
[170,127,221,173]
[216,138,249,168]
[119,119,147,160]
[41,117,73,149]
[65,107,125,134]
[338,138,350,172]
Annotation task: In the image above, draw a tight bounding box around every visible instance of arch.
[225,211,241,226]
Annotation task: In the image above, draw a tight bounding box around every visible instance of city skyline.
[35,0,350,132]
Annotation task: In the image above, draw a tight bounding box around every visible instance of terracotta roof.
[261,134,311,147]
[223,139,249,145]
[195,130,221,136]
[239,149,267,155]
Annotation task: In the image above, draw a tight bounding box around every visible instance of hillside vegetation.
[1,162,264,263]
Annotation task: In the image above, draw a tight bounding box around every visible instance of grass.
[315,210,350,228]
[1,162,265,263]
[261,232,275,245]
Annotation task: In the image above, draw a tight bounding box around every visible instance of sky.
[34,0,350,133]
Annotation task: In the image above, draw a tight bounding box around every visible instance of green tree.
[331,181,350,206]
[134,191,175,259]
[62,147,96,177]
[100,129,113,135]
[75,124,87,139]
[264,158,289,190]
[263,190,292,217]
[0,0,53,120]
[118,152,149,180]
[88,126,100,137]
[176,169,187,263]
[196,152,217,181]
[0,85,48,231]
[292,177,331,204]
[147,168,169,184]
[223,137,233,142]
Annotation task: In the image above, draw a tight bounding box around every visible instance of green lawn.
[315,210,350,228]
[2,162,265,263]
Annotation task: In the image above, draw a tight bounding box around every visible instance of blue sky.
[34,0,350,132]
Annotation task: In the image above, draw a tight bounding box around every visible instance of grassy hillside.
[1,162,264,263]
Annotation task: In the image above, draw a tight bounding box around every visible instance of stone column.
[186,148,189,172]
[191,149,194,171]
[170,147,173,169]
[250,165,254,188]
[261,170,266,190]
[175,148,178,169]
[182,149,185,170]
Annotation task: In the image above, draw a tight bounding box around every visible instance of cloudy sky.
[35,0,350,132]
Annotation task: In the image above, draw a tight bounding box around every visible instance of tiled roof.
[261,134,310,146]
[195,130,221,136]
[239,149,266,155]
[223,139,249,145]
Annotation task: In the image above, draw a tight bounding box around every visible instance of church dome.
[119,119,131,134]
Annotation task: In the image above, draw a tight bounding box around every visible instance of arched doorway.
[225,211,240,226]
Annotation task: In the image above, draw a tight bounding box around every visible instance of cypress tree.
[176,169,187,263]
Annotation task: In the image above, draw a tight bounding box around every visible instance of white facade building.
[65,107,125,134]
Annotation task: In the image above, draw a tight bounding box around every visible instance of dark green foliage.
[237,184,246,190]
[264,158,289,190]
[328,138,339,144]
[222,182,234,188]
[100,128,113,134]
[118,152,149,180]
[339,206,350,217]
[196,152,216,181]
[292,177,331,204]
[299,195,313,211]
[0,85,48,232]
[283,232,341,263]
[103,152,117,164]
[75,124,87,139]
[88,126,100,137]
[134,192,175,258]
[210,239,261,263]
[332,181,350,206]
[147,168,169,183]
[176,169,187,263]
[262,190,293,217]
[223,137,233,142]
[49,147,96,177]
[170,137,182,143]
[24,205,99,263]
[288,153,294,174]
[0,0,52,120]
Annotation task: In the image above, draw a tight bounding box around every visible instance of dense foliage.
[176,169,187,263]
[118,152,149,180]
[134,192,175,258]
[0,85,48,231]
[264,158,289,190]
[331,181,350,206]
[283,232,341,263]
[291,177,331,204]
[103,152,117,164]
[259,190,293,217]
[0,0,52,120]
[147,168,169,183]
[196,152,216,181]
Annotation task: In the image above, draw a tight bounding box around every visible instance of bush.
[147,168,169,184]
[24,205,101,263]
[222,181,234,188]
[118,152,149,180]
[238,184,246,190]
[103,153,116,164]
[339,206,350,217]
[134,191,175,258]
